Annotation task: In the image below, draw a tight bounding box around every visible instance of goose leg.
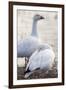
[25,57,26,67]
[25,57,29,68]
[25,57,27,67]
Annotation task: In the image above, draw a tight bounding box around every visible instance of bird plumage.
[25,44,55,78]
[17,36,40,57]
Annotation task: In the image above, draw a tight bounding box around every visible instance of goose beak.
[40,16,44,19]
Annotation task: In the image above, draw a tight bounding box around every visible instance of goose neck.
[31,20,38,37]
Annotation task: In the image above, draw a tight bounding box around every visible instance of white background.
[0,0,66,90]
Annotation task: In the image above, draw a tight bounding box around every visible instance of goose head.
[24,72,32,78]
[33,14,44,21]
[38,44,51,52]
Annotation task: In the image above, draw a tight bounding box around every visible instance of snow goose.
[17,14,44,59]
[24,44,55,78]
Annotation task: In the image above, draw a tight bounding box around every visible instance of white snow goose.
[17,14,44,60]
[24,44,55,78]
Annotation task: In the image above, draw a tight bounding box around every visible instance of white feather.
[17,36,39,57]
[25,45,55,78]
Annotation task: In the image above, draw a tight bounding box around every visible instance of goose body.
[25,44,55,78]
[17,36,39,57]
[17,14,44,58]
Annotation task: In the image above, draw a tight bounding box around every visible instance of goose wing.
[39,49,55,70]
[25,50,39,71]
[26,48,55,72]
